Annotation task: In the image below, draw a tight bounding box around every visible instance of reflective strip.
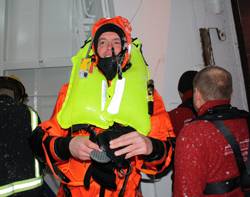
[101,80,107,111]
[107,78,126,114]
[29,107,41,178]
[34,159,40,178]
[0,177,42,197]
[29,108,38,131]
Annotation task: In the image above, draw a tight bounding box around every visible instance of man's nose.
[106,42,113,49]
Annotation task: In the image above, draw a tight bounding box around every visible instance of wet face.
[97,32,122,58]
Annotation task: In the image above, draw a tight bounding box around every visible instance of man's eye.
[113,41,121,46]
[99,40,107,46]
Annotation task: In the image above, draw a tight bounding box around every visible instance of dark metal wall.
[231,0,250,109]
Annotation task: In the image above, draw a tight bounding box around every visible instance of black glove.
[84,124,133,191]
[84,160,117,190]
[95,127,131,169]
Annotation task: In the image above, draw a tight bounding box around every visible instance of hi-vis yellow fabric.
[57,38,151,135]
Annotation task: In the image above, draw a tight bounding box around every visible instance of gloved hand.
[84,124,132,190]
[95,127,131,169]
[84,160,117,190]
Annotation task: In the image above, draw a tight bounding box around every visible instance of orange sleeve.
[37,84,71,182]
[150,90,175,139]
[39,84,69,162]
[136,90,175,175]
[50,83,69,120]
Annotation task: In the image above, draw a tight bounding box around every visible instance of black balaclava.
[93,23,126,80]
[97,49,124,80]
[178,71,198,94]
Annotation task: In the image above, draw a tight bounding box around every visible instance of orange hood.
[91,16,132,68]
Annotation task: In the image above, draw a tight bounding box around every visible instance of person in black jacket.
[0,76,53,197]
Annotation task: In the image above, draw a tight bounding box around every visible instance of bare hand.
[109,131,153,159]
[69,136,101,161]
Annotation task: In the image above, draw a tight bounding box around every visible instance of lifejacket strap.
[204,176,240,195]
[143,137,166,162]
[54,137,73,161]
[212,120,246,174]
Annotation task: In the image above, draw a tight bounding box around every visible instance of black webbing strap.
[246,118,250,176]
[62,184,72,197]
[204,120,247,195]
[71,124,96,137]
[118,164,131,197]
[52,164,70,183]
[247,142,250,174]
[196,105,250,176]
[213,121,246,174]
[204,176,240,195]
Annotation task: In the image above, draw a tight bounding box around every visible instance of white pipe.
[82,0,95,18]
[101,0,107,18]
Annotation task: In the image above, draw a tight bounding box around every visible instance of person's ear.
[193,88,203,110]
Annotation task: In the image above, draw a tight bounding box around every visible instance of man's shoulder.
[180,119,215,136]
[60,83,69,92]
[170,105,194,115]
[169,106,195,125]
[57,83,69,97]
[184,118,214,128]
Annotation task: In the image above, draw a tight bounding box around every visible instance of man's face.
[97,32,122,58]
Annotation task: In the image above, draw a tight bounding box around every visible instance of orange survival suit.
[30,16,175,197]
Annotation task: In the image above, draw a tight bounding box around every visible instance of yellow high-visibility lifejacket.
[57,38,151,135]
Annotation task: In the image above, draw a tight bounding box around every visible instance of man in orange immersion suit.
[29,16,175,197]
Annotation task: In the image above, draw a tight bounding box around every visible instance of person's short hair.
[178,70,198,94]
[193,66,232,101]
